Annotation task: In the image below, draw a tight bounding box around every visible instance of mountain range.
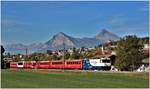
[4,29,120,54]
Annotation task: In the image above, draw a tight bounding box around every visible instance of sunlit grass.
[1,69,149,88]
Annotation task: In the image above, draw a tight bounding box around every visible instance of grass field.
[1,69,149,88]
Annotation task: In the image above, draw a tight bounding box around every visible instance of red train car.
[10,62,18,68]
[65,59,83,69]
[24,61,37,68]
[10,59,83,69]
[37,61,50,69]
[50,60,64,69]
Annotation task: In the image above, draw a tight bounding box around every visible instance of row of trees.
[10,47,99,62]
[24,49,94,61]
[1,45,5,69]
[115,35,145,71]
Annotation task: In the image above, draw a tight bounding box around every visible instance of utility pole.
[63,43,65,72]
[25,48,28,60]
[26,48,28,56]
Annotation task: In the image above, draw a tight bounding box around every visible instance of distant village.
[4,40,118,61]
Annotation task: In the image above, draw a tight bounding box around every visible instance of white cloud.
[1,18,31,31]
[104,14,149,37]
[1,19,17,29]
[140,7,149,12]
[107,15,127,28]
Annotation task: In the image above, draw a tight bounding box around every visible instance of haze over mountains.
[4,29,120,54]
[96,29,120,41]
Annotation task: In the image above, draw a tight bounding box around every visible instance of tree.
[5,52,11,58]
[80,46,85,53]
[64,52,70,59]
[1,45,5,69]
[47,50,52,55]
[115,35,144,71]
[71,52,80,59]
[33,56,39,62]
[52,54,60,60]
[70,48,81,59]
[86,49,95,58]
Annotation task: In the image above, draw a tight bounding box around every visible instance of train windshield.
[18,62,23,65]
[102,60,110,63]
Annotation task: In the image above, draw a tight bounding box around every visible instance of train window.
[18,63,23,65]
[67,61,81,64]
[52,62,62,65]
[33,63,36,66]
[58,62,62,64]
[69,62,73,64]
[41,63,49,65]
[102,60,110,63]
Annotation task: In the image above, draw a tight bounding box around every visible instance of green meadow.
[1,69,149,88]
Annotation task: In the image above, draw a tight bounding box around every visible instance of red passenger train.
[10,59,83,69]
[10,58,112,70]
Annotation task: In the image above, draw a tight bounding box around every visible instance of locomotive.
[10,58,111,70]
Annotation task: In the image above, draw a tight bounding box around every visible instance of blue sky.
[1,1,149,45]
